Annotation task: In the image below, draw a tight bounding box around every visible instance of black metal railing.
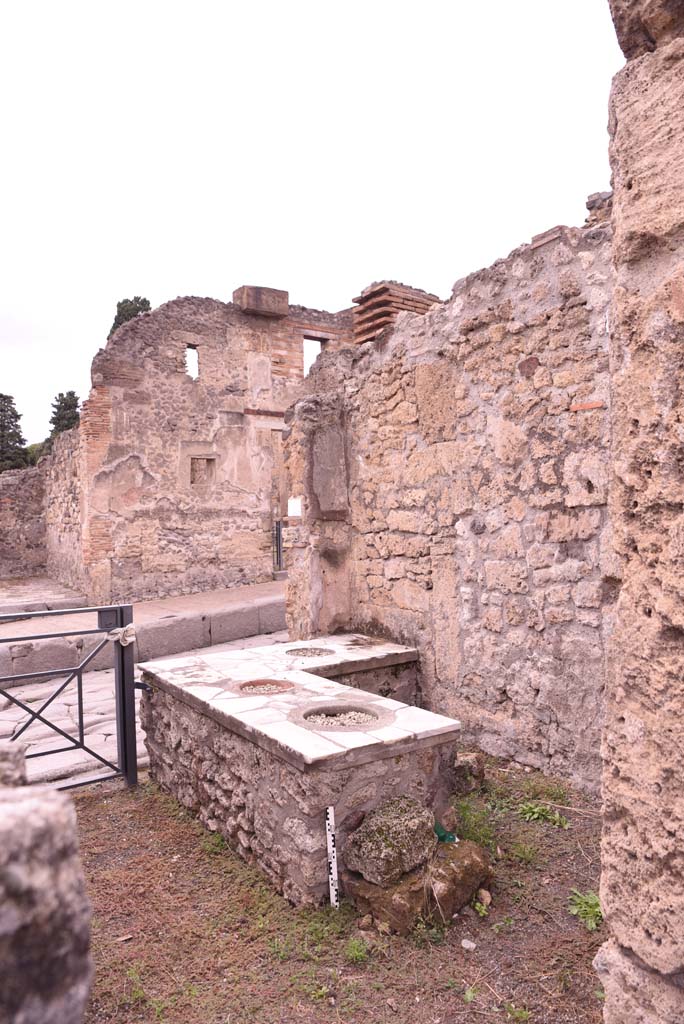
[0,604,139,790]
[273,519,284,572]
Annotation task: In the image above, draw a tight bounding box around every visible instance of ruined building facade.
[1,289,354,603]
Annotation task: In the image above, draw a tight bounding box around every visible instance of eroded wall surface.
[596,4,684,1020]
[0,466,46,578]
[286,204,614,790]
[45,296,351,604]
[44,426,85,592]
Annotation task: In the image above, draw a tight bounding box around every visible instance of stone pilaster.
[600,3,684,1019]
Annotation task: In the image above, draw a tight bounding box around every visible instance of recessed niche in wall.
[190,456,216,488]
[185,345,199,380]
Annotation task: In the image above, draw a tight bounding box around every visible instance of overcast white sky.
[1,1,623,443]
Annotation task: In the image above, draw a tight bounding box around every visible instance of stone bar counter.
[139,635,460,905]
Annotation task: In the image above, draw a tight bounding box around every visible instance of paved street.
[0,630,289,785]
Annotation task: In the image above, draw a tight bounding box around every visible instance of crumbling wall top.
[609,0,684,58]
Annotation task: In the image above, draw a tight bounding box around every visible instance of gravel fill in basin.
[286,647,335,658]
[304,709,378,728]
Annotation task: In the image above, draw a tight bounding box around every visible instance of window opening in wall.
[185,345,199,380]
[303,336,326,376]
[190,457,216,488]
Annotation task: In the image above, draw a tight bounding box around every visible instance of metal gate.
[0,604,139,790]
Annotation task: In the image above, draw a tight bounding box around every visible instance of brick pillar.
[595,4,684,1020]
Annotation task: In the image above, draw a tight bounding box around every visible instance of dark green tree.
[108,296,151,338]
[49,390,80,436]
[0,394,28,472]
[25,441,47,465]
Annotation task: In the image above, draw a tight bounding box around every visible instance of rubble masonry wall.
[0,465,46,579]
[286,208,615,792]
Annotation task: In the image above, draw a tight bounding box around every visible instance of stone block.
[312,424,349,516]
[210,605,260,645]
[256,598,287,635]
[136,614,211,662]
[427,841,491,924]
[0,785,92,1023]
[344,797,437,886]
[451,752,485,795]
[0,740,26,785]
[232,285,289,318]
[343,865,427,936]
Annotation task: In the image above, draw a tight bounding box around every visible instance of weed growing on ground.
[412,918,445,947]
[125,966,168,1020]
[568,889,603,931]
[126,966,146,1004]
[464,985,478,1003]
[344,937,369,964]
[201,832,227,855]
[473,900,489,918]
[518,802,569,829]
[454,796,496,850]
[509,841,538,865]
[504,1003,531,1021]
[491,915,514,934]
[484,779,516,813]
[521,777,568,804]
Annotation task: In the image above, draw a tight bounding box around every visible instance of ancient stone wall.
[0,465,46,578]
[37,294,352,604]
[595,4,684,1020]
[44,426,86,592]
[286,203,614,790]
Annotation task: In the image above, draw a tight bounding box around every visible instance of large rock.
[426,841,491,923]
[0,786,92,1023]
[343,796,437,886]
[343,866,427,936]
[343,839,490,935]
[594,941,684,1024]
[0,740,26,786]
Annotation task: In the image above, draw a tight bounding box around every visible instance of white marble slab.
[140,633,460,770]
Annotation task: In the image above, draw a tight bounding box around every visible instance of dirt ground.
[75,756,605,1024]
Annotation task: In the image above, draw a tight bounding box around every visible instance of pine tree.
[0,394,28,472]
[49,391,80,436]
[108,296,151,338]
